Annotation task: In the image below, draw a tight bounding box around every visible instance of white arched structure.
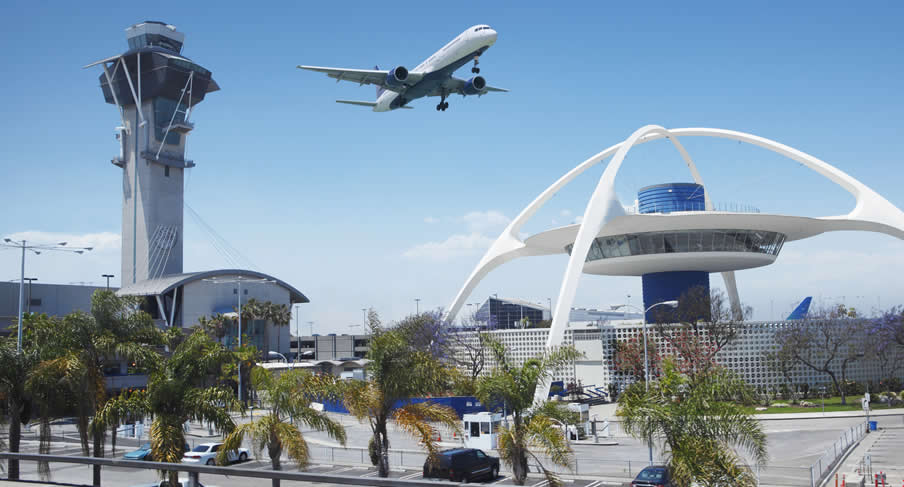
[443,125,904,403]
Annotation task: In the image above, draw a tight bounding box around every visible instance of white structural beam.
[440,125,904,405]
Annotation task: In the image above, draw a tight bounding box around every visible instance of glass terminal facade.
[565,229,787,262]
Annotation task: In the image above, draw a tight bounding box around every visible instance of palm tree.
[36,290,161,464]
[198,313,230,344]
[617,358,767,487]
[0,342,36,481]
[342,310,460,478]
[475,335,581,486]
[99,329,239,486]
[266,303,292,360]
[219,367,346,487]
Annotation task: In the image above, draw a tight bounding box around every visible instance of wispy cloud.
[402,233,494,261]
[3,231,120,252]
[461,210,510,233]
[404,210,510,261]
[424,216,440,224]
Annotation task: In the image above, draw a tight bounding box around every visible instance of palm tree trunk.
[269,436,281,487]
[512,444,528,485]
[377,421,390,478]
[77,403,90,456]
[8,397,21,481]
[92,422,105,487]
[38,414,51,481]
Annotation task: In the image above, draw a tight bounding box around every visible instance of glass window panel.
[774,234,786,254]
[640,234,655,254]
[601,238,615,258]
[676,231,689,253]
[663,233,675,253]
[617,236,630,257]
[628,235,640,255]
[654,233,665,253]
[691,230,713,252]
[712,231,725,250]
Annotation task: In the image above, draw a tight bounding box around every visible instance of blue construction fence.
[320,384,570,418]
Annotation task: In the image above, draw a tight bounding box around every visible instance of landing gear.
[471,56,480,74]
[436,91,449,111]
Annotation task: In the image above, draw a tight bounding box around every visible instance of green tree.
[617,359,767,487]
[342,310,460,478]
[219,367,346,487]
[475,335,581,486]
[99,329,239,486]
[0,342,36,480]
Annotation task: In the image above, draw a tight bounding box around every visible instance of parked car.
[423,448,499,483]
[124,442,190,461]
[631,465,673,487]
[182,442,249,465]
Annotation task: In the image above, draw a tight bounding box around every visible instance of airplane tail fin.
[375,65,385,99]
[787,297,812,320]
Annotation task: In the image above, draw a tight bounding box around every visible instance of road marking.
[360,470,379,477]
[492,476,509,484]
[531,480,550,487]
[331,466,364,474]
[585,481,602,487]
[400,472,422,480]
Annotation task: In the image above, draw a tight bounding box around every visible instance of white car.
[182,442,248,465]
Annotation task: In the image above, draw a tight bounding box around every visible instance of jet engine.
[385,66,409,88]
[462,76,487,95]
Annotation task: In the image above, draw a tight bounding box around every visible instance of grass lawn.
[741,394,904,414]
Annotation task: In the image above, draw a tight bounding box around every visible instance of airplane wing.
[430,76,509,97]
[297,65,424,93]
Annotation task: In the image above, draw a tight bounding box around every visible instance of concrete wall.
[0,282,108,329]
[179,277,292,355]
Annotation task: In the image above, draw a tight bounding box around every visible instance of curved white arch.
[441,126,904,402]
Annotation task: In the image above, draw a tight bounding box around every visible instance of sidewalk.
[830,426,904,487]
[755,409,904,421]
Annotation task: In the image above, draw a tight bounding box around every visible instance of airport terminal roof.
[116,269,309,303]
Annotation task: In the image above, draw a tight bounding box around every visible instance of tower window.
[164,166,170,177]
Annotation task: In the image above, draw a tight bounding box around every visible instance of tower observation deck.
[87,21,219,284]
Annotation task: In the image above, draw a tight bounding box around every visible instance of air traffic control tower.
[87,21,218,285]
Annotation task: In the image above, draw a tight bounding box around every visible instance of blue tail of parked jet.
[787,297,812,320]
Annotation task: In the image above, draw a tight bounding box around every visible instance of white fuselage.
[374,25,497,112]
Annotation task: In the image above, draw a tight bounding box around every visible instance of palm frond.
[273,420,310,468]
[392,402,459,461]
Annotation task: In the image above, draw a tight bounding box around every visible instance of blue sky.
[2,1,902,333]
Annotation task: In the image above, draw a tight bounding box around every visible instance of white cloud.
[4,231,120,252]
[560,209,572,217]
[461,210,510,233]
[402,233,494,261]
[424,216,440,224]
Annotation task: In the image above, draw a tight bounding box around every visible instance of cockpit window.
[474,26,492,32]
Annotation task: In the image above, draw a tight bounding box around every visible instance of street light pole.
[102,274,115,290]
[415,298,421,314]
[3,238,92,353]
[203,276,273,404]
[611,299,679,465]
[361,308,367,330]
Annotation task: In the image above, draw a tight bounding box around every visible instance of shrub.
[878,377,903,393]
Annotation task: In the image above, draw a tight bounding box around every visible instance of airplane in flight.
[298,25,507,112]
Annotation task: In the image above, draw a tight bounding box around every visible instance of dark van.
[423,448,500,483]
[631,465,674,487]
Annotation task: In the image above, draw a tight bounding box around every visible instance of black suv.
[631,465,673,487]
[423,448,500,483]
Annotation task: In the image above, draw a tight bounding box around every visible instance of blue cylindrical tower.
[638,183,710,322]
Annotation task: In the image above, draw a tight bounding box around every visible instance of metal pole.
[238,280,243,403]
[25,278,37,314]
[16,240,25,353]
[643,314,652,466]
[415,298,420,314]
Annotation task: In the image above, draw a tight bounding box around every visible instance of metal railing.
[809,423,866,487]
[0,452,460,487]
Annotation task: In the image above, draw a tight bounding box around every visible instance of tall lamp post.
[611,299,679,465]
[293,303,302,363]
[415,298,421,314]
[2,238,93,353]
[102,274,115,289]
[361,308,367,330]
[203,276,274,403]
